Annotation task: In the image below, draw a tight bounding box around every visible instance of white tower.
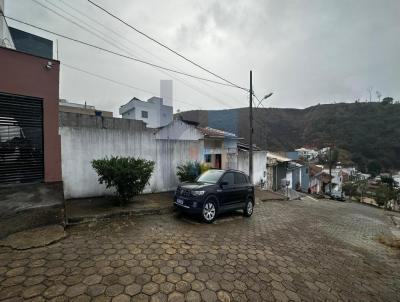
[160,80,173,107]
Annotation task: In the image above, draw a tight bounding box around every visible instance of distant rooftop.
[120,96,173,109]
[197,126,240,139]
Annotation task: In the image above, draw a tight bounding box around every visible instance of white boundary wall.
[60,113,202,199]
[237,150,267,185]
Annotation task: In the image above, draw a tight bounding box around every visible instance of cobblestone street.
[1,197,399,302]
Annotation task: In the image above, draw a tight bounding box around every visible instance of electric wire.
[30,0,236,108]
[4,15,241,89]
[87,0,248,91]
[61,63,198,108]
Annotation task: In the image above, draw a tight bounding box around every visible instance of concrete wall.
[60,113,202,199]
[0,47,61,182]
[237,150,267,185]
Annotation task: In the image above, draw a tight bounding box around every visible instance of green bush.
[176,161,201,182]
[92,156,155,204]
[176,161,211,182]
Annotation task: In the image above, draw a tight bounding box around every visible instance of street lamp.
[248,74,273,184]
[256,92,273,108]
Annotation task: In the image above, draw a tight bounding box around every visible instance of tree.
[367,161,381,177]
[375,184,393,207]
[381,175,395,190]
[92,156,155,205]
[343,182,357,199]
[376,91,382,102]
[382,97,394,105]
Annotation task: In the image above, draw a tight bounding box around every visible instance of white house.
[295,147,318,161]
[119,96,173,128]
[323,166,345,193]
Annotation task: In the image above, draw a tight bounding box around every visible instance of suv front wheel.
[244,198,254,217]
[202,199,217,223]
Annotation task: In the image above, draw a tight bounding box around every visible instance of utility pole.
[249,70,253,183]
[329,147,332,194]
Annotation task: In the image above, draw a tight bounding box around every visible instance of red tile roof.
[197,126,239,138]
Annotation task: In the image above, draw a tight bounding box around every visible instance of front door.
[215,154,221,169]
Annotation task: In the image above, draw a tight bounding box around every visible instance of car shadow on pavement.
[173,209,245,225]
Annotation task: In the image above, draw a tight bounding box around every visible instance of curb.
[66,206,174,225]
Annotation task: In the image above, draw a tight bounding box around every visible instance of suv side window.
[220,172,234,186]
[235,172,247,184]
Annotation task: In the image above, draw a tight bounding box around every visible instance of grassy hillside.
[179,102,400,172]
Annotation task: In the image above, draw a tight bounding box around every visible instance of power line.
[32,0,132,57]
[61,63,198,108]
[87,0,248,91]
[5,15,241,89]
[29,0,237,108]
[57,0,246,106]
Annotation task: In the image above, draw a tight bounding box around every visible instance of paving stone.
[1,198,399,302]
[201,289,217,302]
[150,292,167,302]
[143,282,160,295]
[105,284,124,297]
[152,273,166,284]
[22,284,46,299]
[83,274,102,285]
[43,284,67,298]
[65,284,87,298]
[125,283,141,296]
[175,280,191,293]
[167,291,184,302]
[112,294,130,302]
[190,280,205,292]
[131,293,149,302]
[160,282,175,294]
[217,290,231,302]
[272,290,289,302]
[87,284,107,297]
[185,290,201,302]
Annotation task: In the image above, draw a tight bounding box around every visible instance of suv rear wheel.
[202,199,217,223]
[244,198,254,217]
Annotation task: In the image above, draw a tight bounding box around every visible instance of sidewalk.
[65,192,174,225]
[255,188,288,201]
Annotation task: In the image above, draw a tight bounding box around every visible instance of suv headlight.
[192,190,205,196]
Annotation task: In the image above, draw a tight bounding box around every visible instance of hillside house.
[286,162,309,192]
[266,152,291,191]
[309,165,332,194]
[156,119,242,170]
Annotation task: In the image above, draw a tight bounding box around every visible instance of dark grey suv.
[174,169,255,223]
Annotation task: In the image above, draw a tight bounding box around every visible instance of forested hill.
[178,102,400,172]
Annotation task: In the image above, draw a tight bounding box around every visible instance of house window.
[204,154,211,163]
[141,111,148,118]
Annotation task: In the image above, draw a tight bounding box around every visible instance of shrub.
[200,162,211,174]
[92,156,155,204]
[176,161,201,182]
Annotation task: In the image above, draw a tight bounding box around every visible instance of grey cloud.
[5,0,400,114]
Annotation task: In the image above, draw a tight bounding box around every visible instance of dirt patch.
[0,225,66,250]
[377,234,400,249]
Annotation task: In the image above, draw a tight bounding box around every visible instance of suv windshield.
[197,170,224,184]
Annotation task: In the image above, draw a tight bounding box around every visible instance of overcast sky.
[6,0,400,115]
